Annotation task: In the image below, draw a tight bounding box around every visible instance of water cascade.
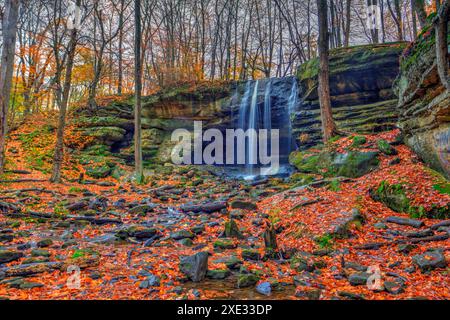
[233,77,299,180]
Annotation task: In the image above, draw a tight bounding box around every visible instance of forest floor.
[0,115,449,300]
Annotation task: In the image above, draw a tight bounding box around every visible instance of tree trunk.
[50,0,81,183]
[413,0,428,28]
[117,0,125,95]
[0,0,19,174]
[411,0,418,39]
[344,0,352,46]
[435,0,449,91]
[317,0,338,143]
[134,0,143,182]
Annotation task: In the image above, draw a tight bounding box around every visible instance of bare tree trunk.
[413,0,427,28]
[387,0,403,41]
[50,0,81,183]
[317,0,338,143]
[134,0,143,182]
[344,0,352,46]
[0,0,19,174]
[117,0,125,95]
[411,0,418,39]
[435,0,449,91]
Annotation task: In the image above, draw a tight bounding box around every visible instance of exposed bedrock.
[394,22,450,178]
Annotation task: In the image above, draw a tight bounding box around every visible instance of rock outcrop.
[71,43,407,170]
[295,43,406,149]
[395,22,450,179]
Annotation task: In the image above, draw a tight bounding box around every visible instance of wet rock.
[230,210,245,220]
[190,225,205,235]
[222,219,244,239]
[405,229,434,238]
[237,273,259,288]
[31,249,50,257]
[37,238,53,248]
[385,216,424,228]
[256,282,271,296]
[398,244,418,254]
[133,228,159,240]
[0,250,23,264]
[348,272,370,286]
[230,200,257,211]
[241,249,261,261]
[374,222,388,230]
[213,239,237,250]
[412,250,447,273]
[344,262,368,272]
[178,238,193,247]
[179,251,208,282]
[329,208,365,238]
[213,256,242,270]
[17,243,31,251]
[180,201,227,214]
[206,269,231,280]
[129,204,156,215]
[170,230,195,240]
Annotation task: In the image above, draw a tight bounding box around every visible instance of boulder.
[179,251,209,282]
[0,250,23,264]
[412,250,447,272]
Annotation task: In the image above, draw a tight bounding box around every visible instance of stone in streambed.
[222,219,244,239]
[348,272,370,286]
[241,249,261,261]
[237,273,259,288]
[170,230,195,240]
[0,250,23,264]
[206,269,231,280]
[230,200,257,211]
[213,239,237,250]
[37,238,53,248]
[412,250,447,273]
[255,282,271,296]
[179,251,208,282]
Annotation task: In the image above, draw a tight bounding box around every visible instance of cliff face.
[72,43,407,169]
[395,23,450,178]
[295,43,406,149]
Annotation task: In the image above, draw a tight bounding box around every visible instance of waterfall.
[287,78,298,152]
[232,77,298,179]
[263,79,272,132]
[237,81,252,130]
[247,80,260,176]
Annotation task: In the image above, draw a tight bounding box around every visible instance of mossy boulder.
[85,163,115,179]
[207,269,231,280]
[237,273,259,288]
[223,219,244,239]
[0,250,23,264]
[213,239,237,250]
[377,139,397,155]
[371,181,450,219]
[82,126,127,146]
[290,149,379,178]
[333,151,379,178]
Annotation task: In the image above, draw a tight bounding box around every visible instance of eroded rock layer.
[395,23,450,178]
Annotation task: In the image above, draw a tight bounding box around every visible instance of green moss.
[377,139,397,155]
[373,181,449,219]
[351,136,367,148]
[433,183,450,196]
[316,234,334,249]
[213,239,236,250]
